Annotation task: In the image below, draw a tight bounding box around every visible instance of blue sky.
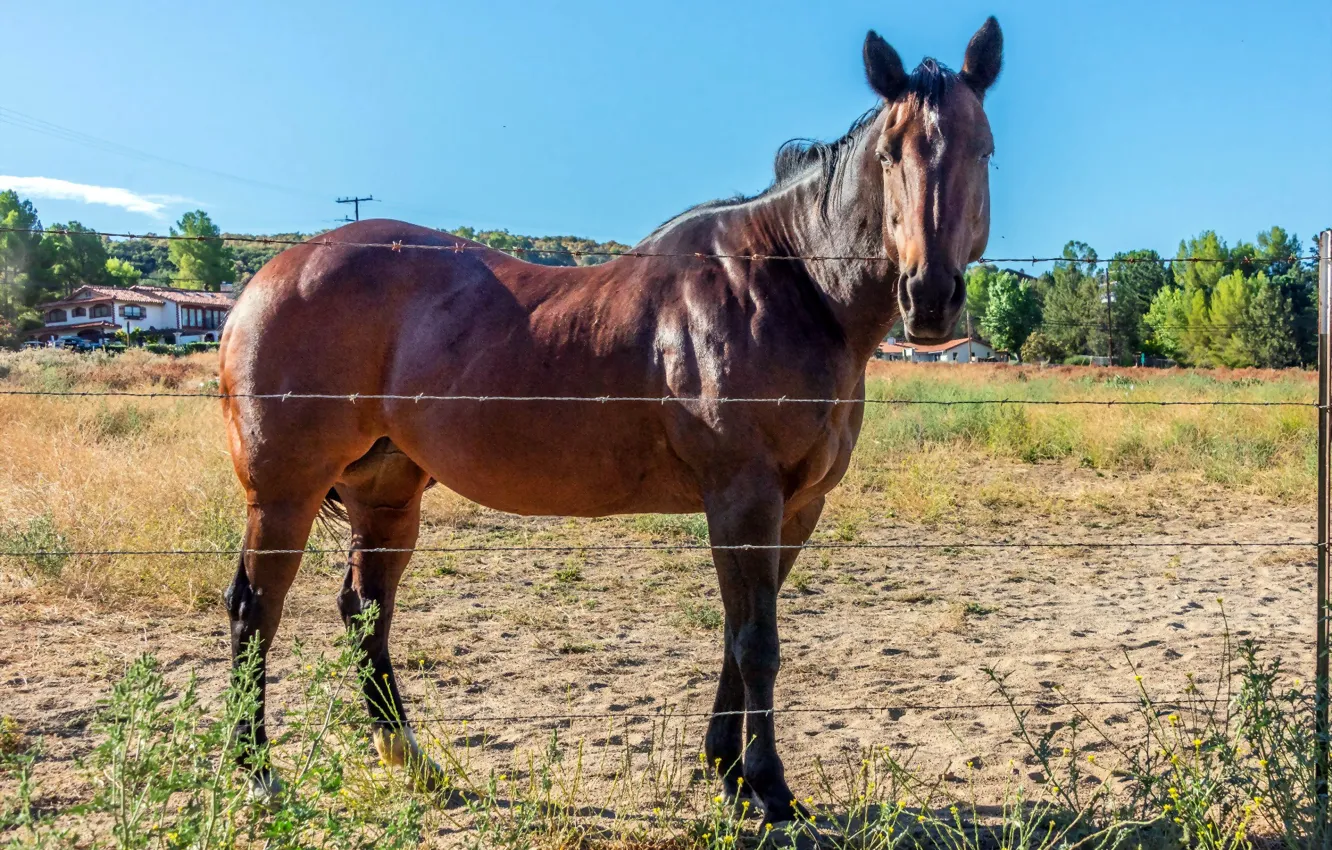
[3,0,1329,258]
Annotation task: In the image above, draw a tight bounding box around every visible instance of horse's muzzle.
[900,269,966,343]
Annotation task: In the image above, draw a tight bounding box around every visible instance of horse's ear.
[863,30,907,101]
[960,17,1003,97]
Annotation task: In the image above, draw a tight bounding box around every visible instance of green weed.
[0,513,69,579]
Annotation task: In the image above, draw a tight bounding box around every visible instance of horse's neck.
[730,172,902,364]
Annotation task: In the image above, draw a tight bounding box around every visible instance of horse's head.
[863,18,1002,343]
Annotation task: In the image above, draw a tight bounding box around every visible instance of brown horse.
[219,18,1001,827]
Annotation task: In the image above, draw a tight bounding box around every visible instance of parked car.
[21,340,42,350]
[61,338,97,352]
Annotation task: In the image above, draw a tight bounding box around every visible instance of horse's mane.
[644,59,958,239]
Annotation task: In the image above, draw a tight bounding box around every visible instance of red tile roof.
[37,284,237,311]
[38,286,164,309]
[879,338,981,355]
[130,285,235,309]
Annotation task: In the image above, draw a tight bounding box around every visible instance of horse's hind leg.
[333,441,444,791]
[226,495,326,800]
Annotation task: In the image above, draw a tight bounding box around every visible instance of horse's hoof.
[759,820,828,850]
[247,769,285,808]
[373,727,450,796]
[723,784,764,819]
[408,758,450,796]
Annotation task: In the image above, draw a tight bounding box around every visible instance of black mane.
[645,58,958,239]
[772,59,957,193]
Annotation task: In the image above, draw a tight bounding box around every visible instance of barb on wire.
[0,389,1314,407]
[0,539,1314,558]
[0,227,1316,266]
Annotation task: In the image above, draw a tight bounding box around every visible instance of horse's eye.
[877,150,896,166]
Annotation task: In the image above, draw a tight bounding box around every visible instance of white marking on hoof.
[248,769,284,807]
[372,726,449,794]
[760,820,827,849]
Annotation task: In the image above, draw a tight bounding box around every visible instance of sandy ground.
[0,461,1317,820]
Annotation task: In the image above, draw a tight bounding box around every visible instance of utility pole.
[965,307,974,363]
[1105,269,1114,365]
[336,195,375,222]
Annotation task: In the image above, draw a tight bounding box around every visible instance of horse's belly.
[385,405,701,517]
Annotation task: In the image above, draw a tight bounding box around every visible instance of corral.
[0,349,1320,846]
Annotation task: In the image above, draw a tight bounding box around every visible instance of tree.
[169,211,235,291]
[1144,286,1188,360]
[107,236,171,280]
[1174,231,1229,297]
[1255,226,1301,277]
[1107,250,1171,357]
[105,257,143,286]
[1019,331,1065,364]
[40,222,109,296]
[1244,272,1299,368]
[0,191,41,322]
[1039,241,1101,358]
[1207,270,1252,367]
[963,264,998,337]
[979,271,1040,354]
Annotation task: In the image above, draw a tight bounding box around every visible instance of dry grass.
[0,351,1315,609]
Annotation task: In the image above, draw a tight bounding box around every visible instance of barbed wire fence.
[6,226,1321,367]
[0,225,1330,828]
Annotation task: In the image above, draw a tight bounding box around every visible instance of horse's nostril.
[898,275,915,311]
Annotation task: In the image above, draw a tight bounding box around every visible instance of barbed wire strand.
[0,540,1314,558]
[0,389,1315,407]
[2,227,1317,266]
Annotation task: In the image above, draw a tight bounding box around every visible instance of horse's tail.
[316,488,350,548]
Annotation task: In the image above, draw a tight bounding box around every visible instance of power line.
[0,106,323,202]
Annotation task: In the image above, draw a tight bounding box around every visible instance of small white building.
[876,337,997,363]
[29,284,236,346]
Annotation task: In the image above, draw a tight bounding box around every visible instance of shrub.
[0,513,69,579]
[1020,331,1066,364]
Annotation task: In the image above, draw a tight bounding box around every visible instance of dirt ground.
[0,458,1316,814]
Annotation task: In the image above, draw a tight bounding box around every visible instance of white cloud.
[0,175,193,218]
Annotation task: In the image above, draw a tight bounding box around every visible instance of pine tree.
[41,222,110,296]
[169,211,235,291]
[0,191,41,323]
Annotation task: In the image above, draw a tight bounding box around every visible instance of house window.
[47,309,67,323]
[72,307,86,318]
[120,305,145,319]
[182,307,224,329]
[91,304,112,319]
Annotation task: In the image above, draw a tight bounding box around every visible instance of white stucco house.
[29,284,236,345]
[876,337,998,363]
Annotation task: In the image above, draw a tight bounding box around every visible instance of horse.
[218,17,1002,829]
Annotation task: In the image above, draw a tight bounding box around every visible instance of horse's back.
[219,218,859,517]
[219,220,700,514]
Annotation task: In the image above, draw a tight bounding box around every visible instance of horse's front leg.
[703,471,798,827]
[706,496,826,812]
